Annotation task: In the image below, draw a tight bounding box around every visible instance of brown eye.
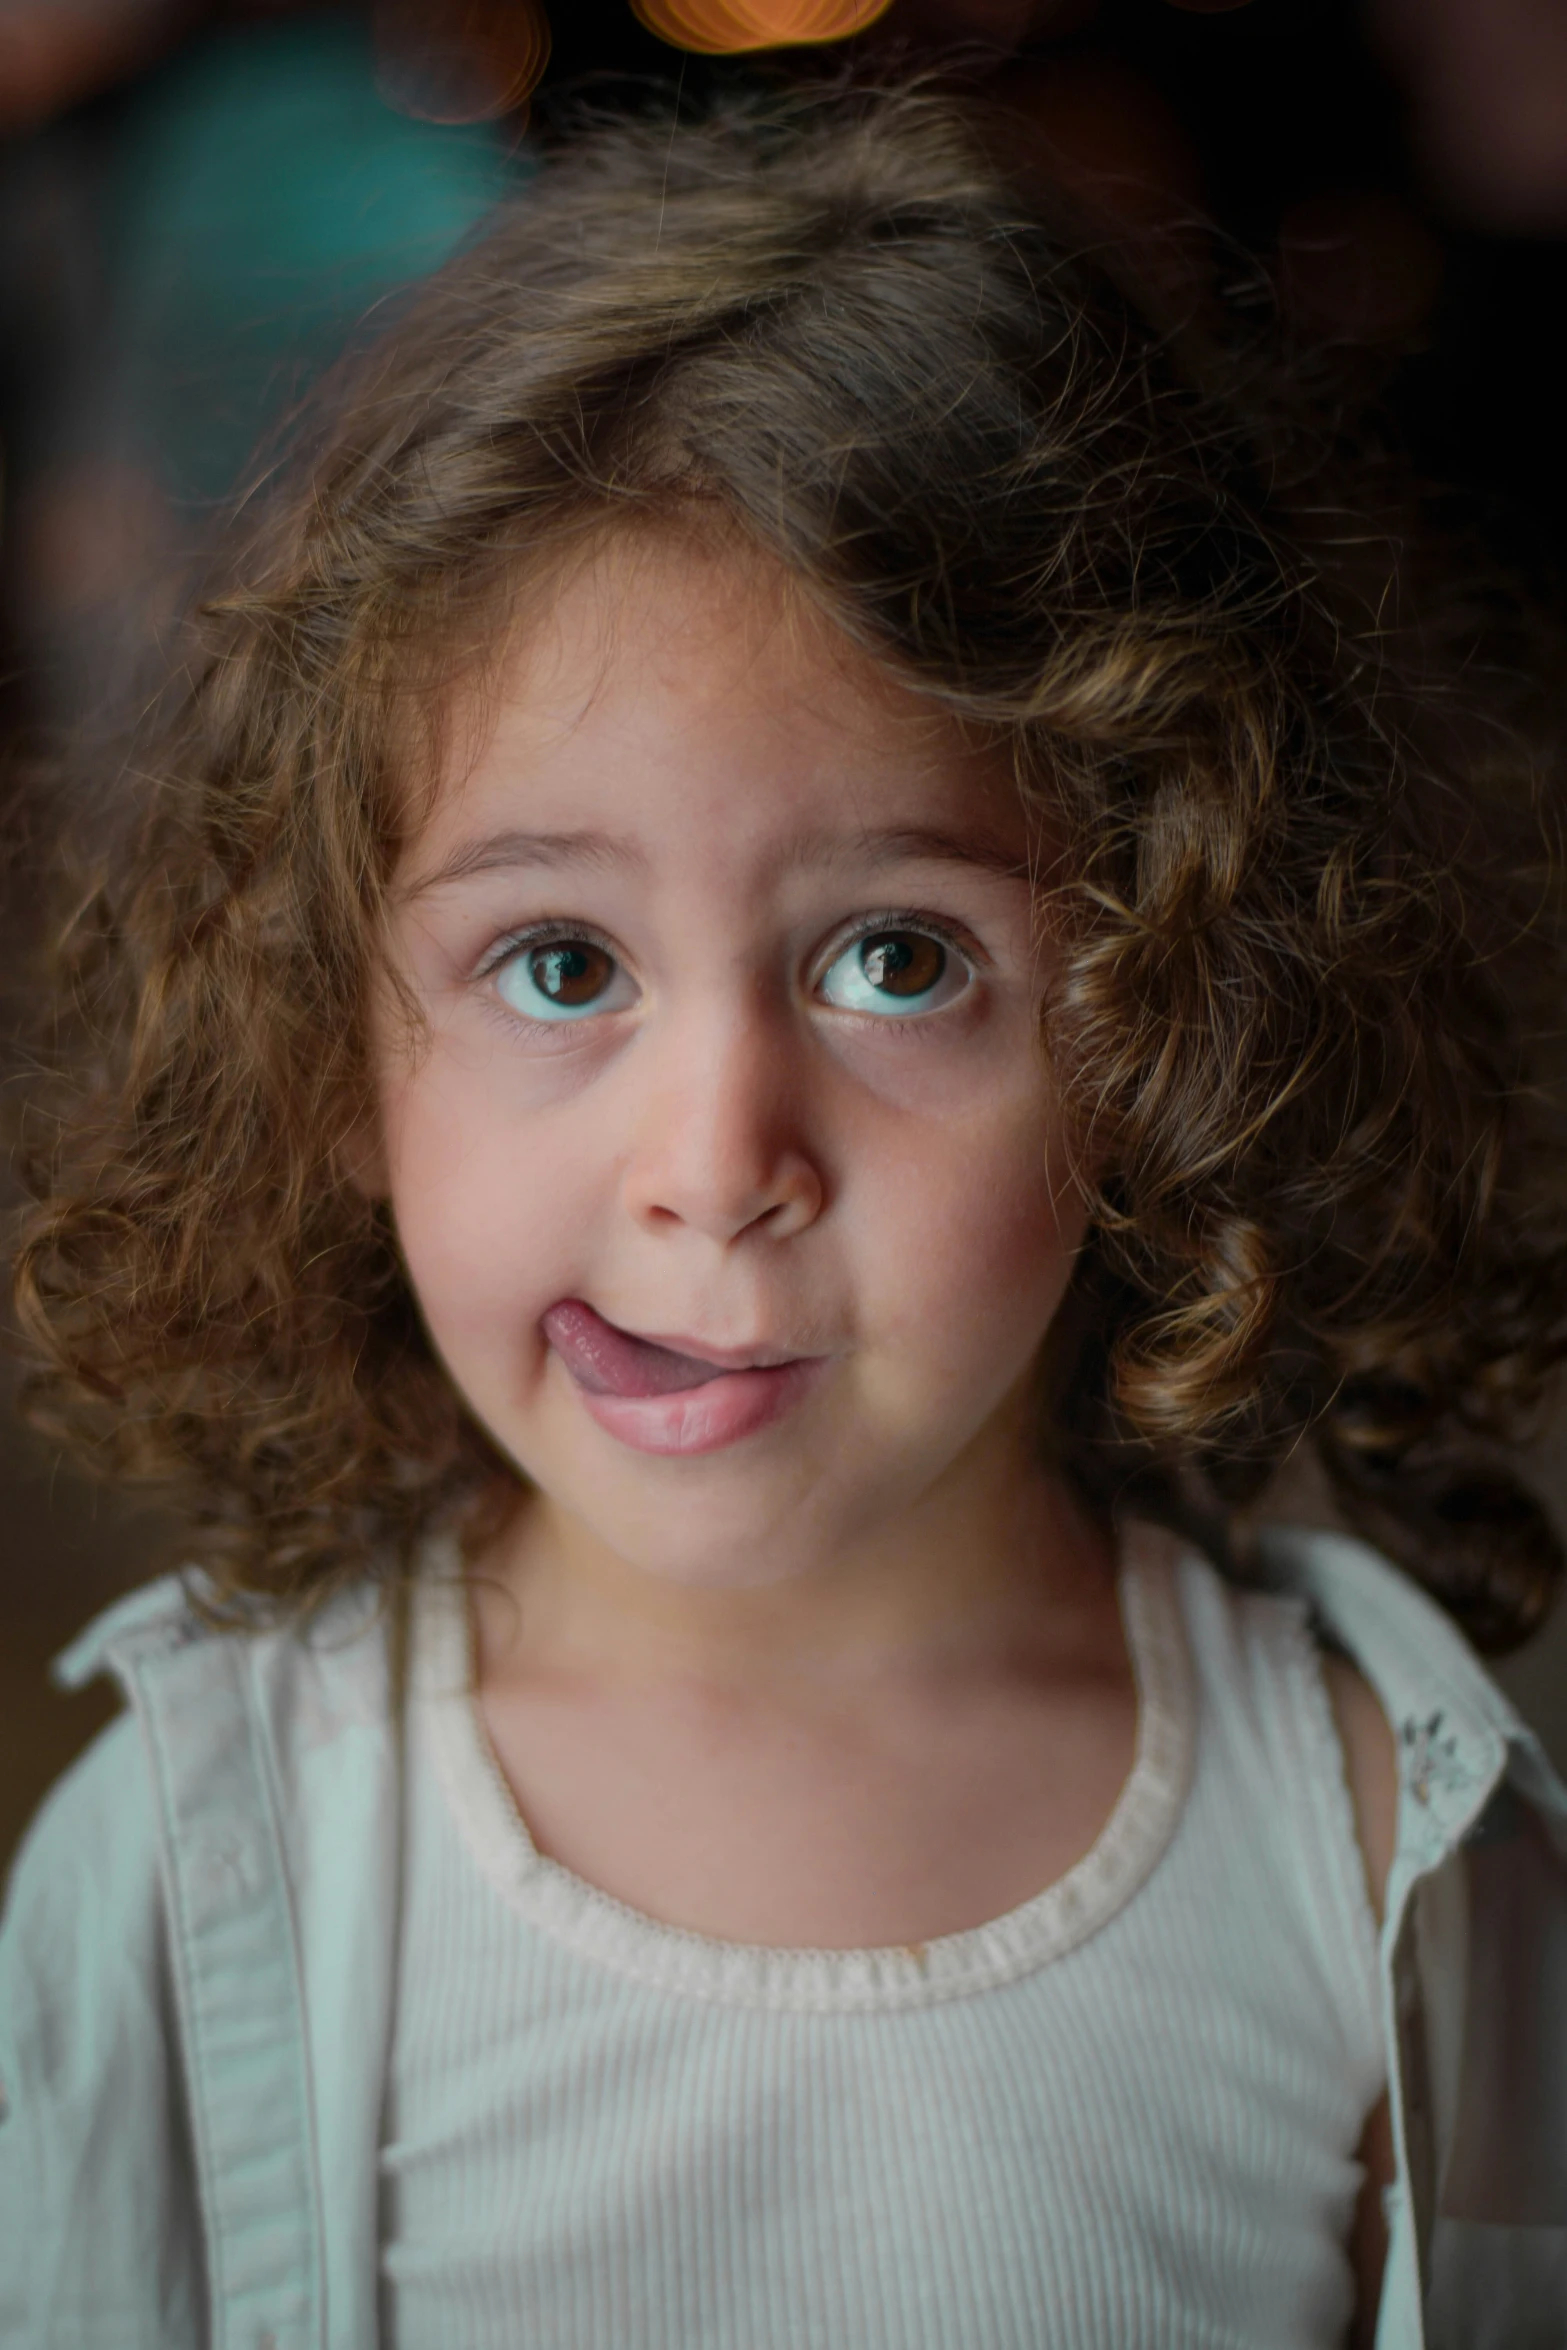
[860,932,945,997]
[818,926,968,1016]
[531,942,611,1004]
[496,937,630,1022]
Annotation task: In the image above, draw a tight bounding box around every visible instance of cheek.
[864,1091,1086,1364]
[375,1046,580,1343]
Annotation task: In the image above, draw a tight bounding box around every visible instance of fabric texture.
[378,1535,1384,2348]
[1,1524,1565,2350]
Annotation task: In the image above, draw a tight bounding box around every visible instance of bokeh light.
[1375,0,1567,232]
[374,0,550,123]
[0,0,172,135]
[631,0,895,56]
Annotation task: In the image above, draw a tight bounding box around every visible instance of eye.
[493,936,635,1023]
[817,926,972,1017]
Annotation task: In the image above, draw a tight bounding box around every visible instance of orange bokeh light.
[632,0,894,54]
[374,0,551,124]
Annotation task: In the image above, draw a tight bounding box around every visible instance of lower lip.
[567,1357,825,1457]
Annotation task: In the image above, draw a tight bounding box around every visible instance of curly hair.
[12,87,1567,1646]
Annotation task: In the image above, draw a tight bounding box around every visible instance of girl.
[3,88,1566,2350]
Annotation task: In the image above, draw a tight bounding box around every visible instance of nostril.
[621,1077,823,1241]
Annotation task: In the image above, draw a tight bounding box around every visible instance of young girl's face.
[373,534,1089,1592]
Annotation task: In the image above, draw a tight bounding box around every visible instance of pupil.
[862,932,943,996]
[531,943,605,1004]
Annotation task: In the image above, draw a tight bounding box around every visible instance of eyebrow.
[403,828,647,897]
[403,817,1031,898]
[791,822,1032,882]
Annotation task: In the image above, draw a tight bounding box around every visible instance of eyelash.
[474,909,984,1027]
[474,918,621,985]
[827,908,975,959]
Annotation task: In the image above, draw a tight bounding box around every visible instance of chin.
[616,1520,828,1593]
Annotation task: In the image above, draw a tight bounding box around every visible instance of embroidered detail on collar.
[1400,1711,1470,1808]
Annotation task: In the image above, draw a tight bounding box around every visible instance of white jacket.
[2,1525,1565,2349]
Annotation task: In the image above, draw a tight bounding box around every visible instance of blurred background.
[3,0,1566,1866]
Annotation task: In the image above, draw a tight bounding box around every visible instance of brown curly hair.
[12,87,1567,1647]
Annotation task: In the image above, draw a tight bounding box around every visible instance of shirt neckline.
[410,1519,1196,2013]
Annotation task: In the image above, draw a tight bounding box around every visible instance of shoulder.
[5,1565,396,1969]
[2,1605,189,2073]
[0,1709,192,2342]
[2,1705,161,1967]
[1165,1527,1491,1921]
[1318,1653,1398,1925]
[51,1569,208,1692]
[1,1569,400,2341]
[1161,1535,1397,1911]
[1251,1520,1524,1752]
[55,1563,399,1747]
[1250,1520,1567,1877]
[1,1707,168,2157]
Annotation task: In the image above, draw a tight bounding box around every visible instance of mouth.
[541,1298,825,1456]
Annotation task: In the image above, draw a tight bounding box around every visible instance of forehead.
[402,531,1027,886]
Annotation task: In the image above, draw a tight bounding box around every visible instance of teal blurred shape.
[105,10,524,506]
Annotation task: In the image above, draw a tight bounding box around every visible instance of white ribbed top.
[380,1528,1385,2348]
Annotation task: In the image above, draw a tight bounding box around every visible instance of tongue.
[543,1299,732,1398]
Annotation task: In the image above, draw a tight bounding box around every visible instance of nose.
[621,1003,824,1245]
